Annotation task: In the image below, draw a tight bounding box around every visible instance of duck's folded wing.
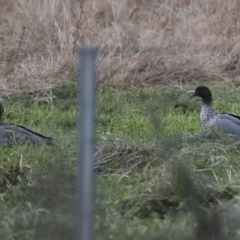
[14,123,53,142]
[217,114,240,136]
[220,113,240,126]
[0,124,53,145]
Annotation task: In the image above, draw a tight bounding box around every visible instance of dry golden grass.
[1,0,240,95]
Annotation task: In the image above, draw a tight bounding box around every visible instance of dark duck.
[0,103,53,146]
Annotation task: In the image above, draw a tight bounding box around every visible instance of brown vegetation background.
[1,0,240,94]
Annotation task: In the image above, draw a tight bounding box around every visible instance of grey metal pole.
[77,47,97,240]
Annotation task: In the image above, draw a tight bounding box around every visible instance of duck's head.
[191,86,212,104]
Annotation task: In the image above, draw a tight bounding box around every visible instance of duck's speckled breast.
[200,104,219,130]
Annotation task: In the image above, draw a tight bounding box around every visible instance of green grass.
[2,84,240,239]
[95,86,240,240]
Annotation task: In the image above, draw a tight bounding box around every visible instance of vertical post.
[77,47,97,240]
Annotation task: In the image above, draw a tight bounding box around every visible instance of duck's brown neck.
[202,97,212,105]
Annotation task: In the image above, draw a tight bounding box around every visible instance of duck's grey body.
[192,86,240,137]
[0,103,53,146]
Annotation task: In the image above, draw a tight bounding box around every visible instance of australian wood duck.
[0,103,53,146]
[191,86,240,137]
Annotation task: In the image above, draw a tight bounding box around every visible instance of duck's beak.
[190,92,196,98]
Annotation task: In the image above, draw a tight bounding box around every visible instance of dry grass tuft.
[95,139,156,173]
[1,0,240,95]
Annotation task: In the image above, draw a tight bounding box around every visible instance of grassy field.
[1,0,240,239]
[95,86,240,240]
[1,84,240,239]
[0,84,77,239]
[1,0,240,92]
